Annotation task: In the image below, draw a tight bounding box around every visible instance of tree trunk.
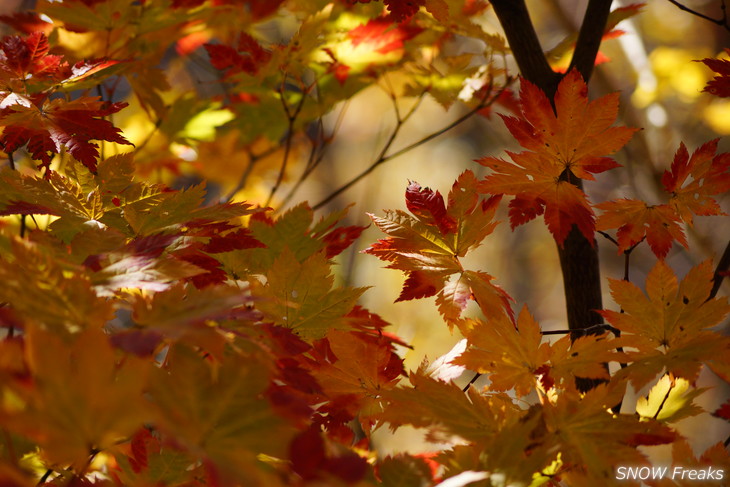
[490,0,612,341]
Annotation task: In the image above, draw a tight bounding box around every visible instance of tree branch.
[490,0,561,94]
[312,79,510,210]
[492,0,613,338]
[666,0,730,32]
[568,0,613,81]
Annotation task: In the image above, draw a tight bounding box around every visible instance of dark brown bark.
[491,0,614,335]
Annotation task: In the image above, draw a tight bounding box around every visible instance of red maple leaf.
[477,69,637,245]
[212,0,286,20]
[204,32,271,78]
[365,174,513,325]
[383,0,424,22]
[0,32,63,82]
[0,96,132,173]
[697,48,730,97]
[714,399,730,422]
[405,180,457,235]
[0,12,54,36]
[347,18,423,55]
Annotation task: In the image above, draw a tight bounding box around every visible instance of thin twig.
[279,98,352,208]
[221,144,279,203]
[462,372,481,392]
[313,77,513,210]
[134,115,164,153]
[541,322,620,337]
[666,0,730,31]
[710,240,730,300]
[7,149,15,170]
[37,469,53,486]
[597,230,618,246]
[652,377,676,420]
[266,81,308,207]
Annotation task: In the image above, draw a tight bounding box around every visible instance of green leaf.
[148,345,295,484]
[251,247,366,339]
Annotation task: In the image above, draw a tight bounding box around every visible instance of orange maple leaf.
[600,260,730,389]
[365,173,512,326]
[597,139,729,259]
[478,69,637,245]
[662,139,730,225]
[595,199,687,259]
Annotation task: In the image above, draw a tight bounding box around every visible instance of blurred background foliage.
[0,0,728,458]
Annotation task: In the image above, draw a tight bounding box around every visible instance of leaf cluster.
[0,2,728,487]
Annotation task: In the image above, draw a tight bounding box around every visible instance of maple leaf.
[697,48,730,97]
[635,375,705,423]
[57,58,128,92]
[220,203,367,283]
[122,182,259,236]
[597,139,729,259]
[304,329,404,432]
[0,96,132,173]
[478,69,637,245]
[0,32,63,85]
[383,0,425,22]
[661,139,730,225]
[454,307,549,397]
[0,12,54,35]
[251,248,366,339]
[405,179,457,235]
[113,429,197,486]
[3,327,151,468]
[347,18,423,54]
[600,260,730,389]
[546,332,627,389]
[541,382,676,484]
[129,282,255,337]
[455,306,625,395]
[288,426,369,483]
[378,367,522,442]
[147,344,296,485]
[87,235,208,294]
[595,199,687,259]
[204,33,271,79]
[365,177,512,325]
[0,238,114,335]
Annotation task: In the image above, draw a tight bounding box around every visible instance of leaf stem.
[462,372,481,392]
[541,322,620,337]
[652,376,676,420]
[37,469,53,486]
[221,145,278,203]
